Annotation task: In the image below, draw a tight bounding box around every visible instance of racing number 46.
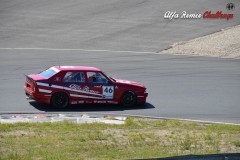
[104,87,113,93]
[103,86,114,99]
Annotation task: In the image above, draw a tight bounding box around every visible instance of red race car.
[24,66,148,108]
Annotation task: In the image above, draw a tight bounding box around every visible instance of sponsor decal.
[102,86,114,99]
[203,11,233,20]
[83,86,90,92]
[78,100,84,104]
[86,100,93,104]
[71,101,78,104]
[164,4,235,21]
[164,11,233,20]
[69,84,99,94]
[107,101,118,104]
[94,100,106,104]
[37,81,120,101]
[164,11,201,20]
[69,84,81,90]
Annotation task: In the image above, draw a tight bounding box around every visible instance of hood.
[28,74,47,81]
[114,78,146,88]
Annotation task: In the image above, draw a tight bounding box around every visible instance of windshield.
[102,72,116,82]
[109,76,116,82]
[39,68,57,79]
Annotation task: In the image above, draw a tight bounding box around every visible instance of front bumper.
[136,92,148,103]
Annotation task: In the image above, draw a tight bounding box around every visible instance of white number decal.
[102,86,114,99]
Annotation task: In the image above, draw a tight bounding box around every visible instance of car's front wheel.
[51,92,69,108]
[121,91,136,107]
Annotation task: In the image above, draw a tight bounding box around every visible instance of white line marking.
[0,47,157,54]
[88,113,240,126]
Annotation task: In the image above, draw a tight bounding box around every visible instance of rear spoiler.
[24,74,35,83]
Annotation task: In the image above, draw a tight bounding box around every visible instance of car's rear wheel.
[121,91,136,107]
[51,92,68,108]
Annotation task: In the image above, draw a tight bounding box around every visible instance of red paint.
[203,11,233,20]
[24,66,148,106]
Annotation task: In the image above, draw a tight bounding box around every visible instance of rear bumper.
[24,86,51,104]
[25,92,34,100]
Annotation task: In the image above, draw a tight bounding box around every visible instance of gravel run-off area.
[163,25,240,59]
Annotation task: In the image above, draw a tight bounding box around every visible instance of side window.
[63,72,86,83]
[87,72,108,84]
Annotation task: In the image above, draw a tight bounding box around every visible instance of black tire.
[121,91,136,107]
[51,92,69,108]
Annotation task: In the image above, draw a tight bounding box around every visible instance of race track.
[0,0,239,124]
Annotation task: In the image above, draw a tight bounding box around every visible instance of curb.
[0,113,127,124]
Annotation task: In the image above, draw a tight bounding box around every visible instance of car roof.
[53,66,101,72]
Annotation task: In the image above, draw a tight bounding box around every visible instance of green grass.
[233,141,240,147]
[0,118,240,160]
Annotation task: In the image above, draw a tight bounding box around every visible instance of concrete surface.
[0,113,126,124]
[0,0,239,51]
[0,50,239,124]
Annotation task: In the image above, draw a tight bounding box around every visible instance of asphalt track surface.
[0,0,240,124]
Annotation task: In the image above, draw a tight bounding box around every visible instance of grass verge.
[0,118,240,160]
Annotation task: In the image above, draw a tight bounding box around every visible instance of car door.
[86,72,114,101]
[63,71,88,103]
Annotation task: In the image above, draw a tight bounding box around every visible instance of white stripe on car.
[70,94,103,99]
[36,82,102,96]
[39,88,52,93]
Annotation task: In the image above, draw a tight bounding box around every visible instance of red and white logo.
[164,4,234,21]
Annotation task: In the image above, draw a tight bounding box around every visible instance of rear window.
[39,68,57,79]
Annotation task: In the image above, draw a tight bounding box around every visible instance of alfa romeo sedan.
[24,66,148,108]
